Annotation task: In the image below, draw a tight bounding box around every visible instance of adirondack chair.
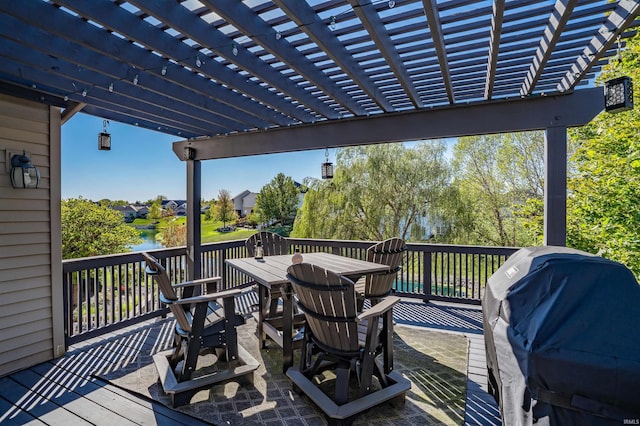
[142,252,259,407]
[354,238,406,310]
[286,263,410,425]
[245,231,289,319]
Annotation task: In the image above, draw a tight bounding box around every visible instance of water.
[129,229,164,252]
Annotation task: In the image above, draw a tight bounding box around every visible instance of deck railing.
[62,238,517,345]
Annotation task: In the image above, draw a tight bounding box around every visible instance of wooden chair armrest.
[356,296,399,322]
[172,276,221,289]
[173,287,244,306]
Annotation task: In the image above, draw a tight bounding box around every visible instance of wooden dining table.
[225,251,391,372]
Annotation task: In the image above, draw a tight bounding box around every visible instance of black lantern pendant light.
[604,76,633,113]
[98,119,111,150]
[321,148,333,179]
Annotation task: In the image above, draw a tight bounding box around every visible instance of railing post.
[423,250,432,303]
[221,248,227,290]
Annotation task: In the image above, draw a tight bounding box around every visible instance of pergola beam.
[51,0,310,123]
[422,0,455,104]
[521,0,578,96]
[61,101,85,125]
[274,0,395,112]
[173,88,604,161]
[349,0,422,108]
[128,0,340,120]
[558,0,640,92]
[484,0,505,100]
[204,0,365,116]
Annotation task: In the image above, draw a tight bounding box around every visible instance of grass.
[129,216,258,243]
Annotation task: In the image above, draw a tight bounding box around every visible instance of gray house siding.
[0,94,63,377]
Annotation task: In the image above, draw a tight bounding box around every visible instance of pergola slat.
[422,0,455,104]
[274,0,395,113]
[349,0,422,108]
[484,0,505,100]
[204,0,366,116]
[558,0,640,92]
[520,0,579,96]
[127,0,341,120]
[50,0,313,124]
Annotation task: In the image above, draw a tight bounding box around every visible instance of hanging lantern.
[604,76,633,113]
[321,148,333,179]
[10,151,40,189]
[98,119,111,150]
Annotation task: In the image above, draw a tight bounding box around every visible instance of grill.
[482,246,640,425]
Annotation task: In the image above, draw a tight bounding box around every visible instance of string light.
[57,2,381,104]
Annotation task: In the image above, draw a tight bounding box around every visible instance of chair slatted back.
[287,263,359,352]
[245,231,288,257]
[142,252,192,333]
[364,237,406,297]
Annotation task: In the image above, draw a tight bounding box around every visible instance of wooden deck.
[0,298,501,425]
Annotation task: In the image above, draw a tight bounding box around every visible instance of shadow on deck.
[0,296,501,425]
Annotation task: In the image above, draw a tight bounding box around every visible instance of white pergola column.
[544,126,567,246]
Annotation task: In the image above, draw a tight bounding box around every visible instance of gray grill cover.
[482,246,640,425]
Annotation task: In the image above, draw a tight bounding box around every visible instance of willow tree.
[567,34,640,275]
[292,142,451,241]
[449,132,545,247]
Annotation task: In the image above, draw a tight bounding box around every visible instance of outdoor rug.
[94,318,468,425]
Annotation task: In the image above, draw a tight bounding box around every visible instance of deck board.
[0,298,500,425]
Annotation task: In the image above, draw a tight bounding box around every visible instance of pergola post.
[186,159,202,282]
[544,126,567,246]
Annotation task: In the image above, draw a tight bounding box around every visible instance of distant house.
[111,204,149,222]
[131,204,148,218]
[112,205,138,222]
[161,199,187,216]
[232,190,257,217]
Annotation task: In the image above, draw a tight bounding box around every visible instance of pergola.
[2,0,639,279]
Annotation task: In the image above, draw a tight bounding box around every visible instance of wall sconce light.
[98,119,111,150]
[604,76,633,113]
[10,151,40,189]
[321,148,333,179]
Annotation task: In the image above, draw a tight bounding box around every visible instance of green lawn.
[129,216,258,243]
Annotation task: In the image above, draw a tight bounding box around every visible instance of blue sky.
[61,113,327,202]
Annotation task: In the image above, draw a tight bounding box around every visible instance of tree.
[148,200,162,220]
[567,33,640,275]
[61,197,141,259]
[255,173,300,226]
[292,142,451,241]
[145,194,167,205]
[449,132,544,247]
[159,220,186,247]
[214,189,237,227]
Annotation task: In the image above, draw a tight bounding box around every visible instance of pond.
[129,229,164,252]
